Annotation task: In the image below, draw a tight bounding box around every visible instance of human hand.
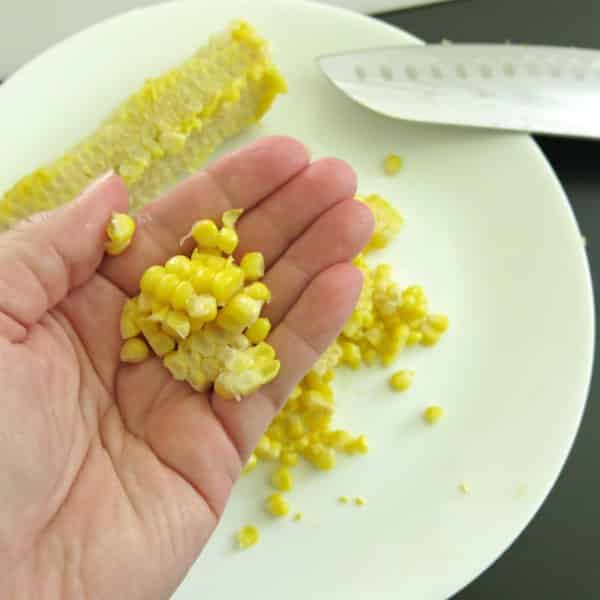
[0,137,373,599]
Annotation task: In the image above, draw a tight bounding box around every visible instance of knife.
[318,44,600,139]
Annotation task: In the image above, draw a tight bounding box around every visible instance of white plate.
[0,1,594,598]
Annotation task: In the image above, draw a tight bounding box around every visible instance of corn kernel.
[140,265,166,295]
[222,208,244,229]
[163,310,191,339]
[345,435,369,454]
[340,341,361,369]
[423,405,444,424]
[428,313,449,333]
[120,298,141,340]
[338,496,350,504]
[285,415,305,440]
[265,493,289,517]
[155,273,180,304]
[217,227,239,254]
[245,282,271,302]
[192,219,219,248]
[137,293,152,314]
[236,525,259,550]
[458,482,470,494]
[241,252,265,281]
[212,266,245,305]
[165,255,192,279]
[242,453,258,474]
[186,294,218,321]
[105,212,136,256]
[383,153,403,176]
[120,338,150,364]
[191,266,216,294]
[390,370,414,392]
[271,467,293,491]
[163,351,189,381]
[354,496,367,506]
[171,280,195,311]
[144,329,176,357]
[293,512,303,522]
[305,445,336,470]
[245,317,271,343]
[325,430,353,451]
[280,451,299,467]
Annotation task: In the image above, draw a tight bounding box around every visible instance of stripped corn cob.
[0,20,286,229]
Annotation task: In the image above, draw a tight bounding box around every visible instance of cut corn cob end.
[118,212,279,402]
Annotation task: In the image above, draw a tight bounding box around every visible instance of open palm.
[0,137,373,599]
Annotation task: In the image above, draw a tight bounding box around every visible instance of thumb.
[0,172,128,340]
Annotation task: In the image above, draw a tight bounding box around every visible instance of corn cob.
[0,20,286,229]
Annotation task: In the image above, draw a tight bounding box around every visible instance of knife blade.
[318,44,600,139]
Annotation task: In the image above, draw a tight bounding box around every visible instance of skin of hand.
[0,136,374,599]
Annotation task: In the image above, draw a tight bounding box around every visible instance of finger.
[0,173,128,341]
[262,198,374,327]
[101,136,310,296]
[211,263,363,459]
[234,157,357,267]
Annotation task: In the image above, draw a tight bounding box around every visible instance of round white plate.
[0,1,594,598]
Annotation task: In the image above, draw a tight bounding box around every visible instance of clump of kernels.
[117,210,280,401]
[105,212,136,256]
[236,525,260,550]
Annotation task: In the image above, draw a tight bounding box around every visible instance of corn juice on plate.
[0,1,593,599]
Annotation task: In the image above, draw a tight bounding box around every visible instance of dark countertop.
[378,1,599,598]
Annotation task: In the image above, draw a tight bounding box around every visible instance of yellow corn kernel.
[120,298,141,340]
[186,294,218,321]
[293,512,303,522]
[155,273,180,304]
[423,405,444,424]
[192,219,219,248]
[217,227,239,255]
[163,310,191,339]
[120,338,150,364]
[406,330,422,346]
[236,525,259,550]
[358,194,403,253]
[420,323,440,347]
[325,430,353,451]
[354,496,367,506]
[383,153,403,176]
[222,208,244,229]
[140,265,166,296]
[458,482,470,494]
[137,293,152,314]
[217,293,261,330]
[146,304,169,324]
[305,444,336,470]
[271,467,293,491]
[105,212,136,256]
[338,496,350,504]
[240,252,265,281]
[255,435,276,461]
[171,280,195,312]
[191,265,216,294]
[188,369,210,393]
[428,313,449,333]
[212,266,245,305]
[143,329,176,357]
[340,340,361,369]
[245,317,271,343]
[244,282,271,302]
[242,453,258,474]
[280,451,299,467]
[265,493,289,517]
[345,435,369,455]
[267,422,285,442]
[390,370,414,392]
[165,255,192,279]
[163,351,189,381]
[285,415,305,440]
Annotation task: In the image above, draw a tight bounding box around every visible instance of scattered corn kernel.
[192,220,219,248]
[265,493,289,517]
[236,525,259,550]
[120,338,150,364]
[245,282,271,302]
[120,298,141,340]
[165,255,192,279]
[354,496,367,506]
[338,496,350,504]
[423,405,444,424]
[390,370,414,392]
[242,453,258,474]
[383,153,403,176]
[271,467,293,491]
[105,212,135,256]
[246,317,271,343]
[293,512,303,522]
[217,227,239,255]
[458,482,470,494]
